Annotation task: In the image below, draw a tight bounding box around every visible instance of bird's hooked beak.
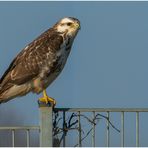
[72,20,81,30]
[75,23,81,30]
[72,21,81,30]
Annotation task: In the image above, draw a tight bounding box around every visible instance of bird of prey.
[0,17,80,106]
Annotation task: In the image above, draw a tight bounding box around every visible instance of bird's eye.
[67,22,72,26]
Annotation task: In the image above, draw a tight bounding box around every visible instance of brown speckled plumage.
[0,17,80,103]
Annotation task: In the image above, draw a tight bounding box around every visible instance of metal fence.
[53,108,148,147]
[0,104,53,147]
[0,106,148,147]
[0,126,40,147]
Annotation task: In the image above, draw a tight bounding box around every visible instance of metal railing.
[53,108,148,147]
[0,126,40,147]
[0,107,148,147]
[0,104,53,147]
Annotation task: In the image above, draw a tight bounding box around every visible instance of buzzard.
[0,17,80,106]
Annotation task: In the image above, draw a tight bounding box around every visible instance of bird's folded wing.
[0,28,63,88]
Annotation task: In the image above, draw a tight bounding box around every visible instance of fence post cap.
[38,101,52,108]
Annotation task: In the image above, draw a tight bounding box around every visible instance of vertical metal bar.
[39,104,53,147]
[12,129,15,147]
[136,112,139,147]
[121,112,124,147]
[63,111,66,147]
[26,129,30,147]
[78,111,82,147]
[92,111,95,147]
[106,111,110,147]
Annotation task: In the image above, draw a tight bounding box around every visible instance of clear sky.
[0,1,148,146]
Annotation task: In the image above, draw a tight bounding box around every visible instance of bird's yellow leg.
[39,90,56,106]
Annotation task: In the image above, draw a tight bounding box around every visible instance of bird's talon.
[38,90,56,107]
[38,96,56,107]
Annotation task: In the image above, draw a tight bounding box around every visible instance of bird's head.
[53,17,81,36]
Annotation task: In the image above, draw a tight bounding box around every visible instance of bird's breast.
[33,35,73,92]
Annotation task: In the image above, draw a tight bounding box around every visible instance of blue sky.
[0,1,148,146]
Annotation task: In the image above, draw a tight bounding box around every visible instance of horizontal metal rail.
[0,126,40,130]
[55,108,148,112]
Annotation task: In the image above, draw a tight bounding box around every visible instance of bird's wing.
[0,47,39,88]
[0,29,63,89]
